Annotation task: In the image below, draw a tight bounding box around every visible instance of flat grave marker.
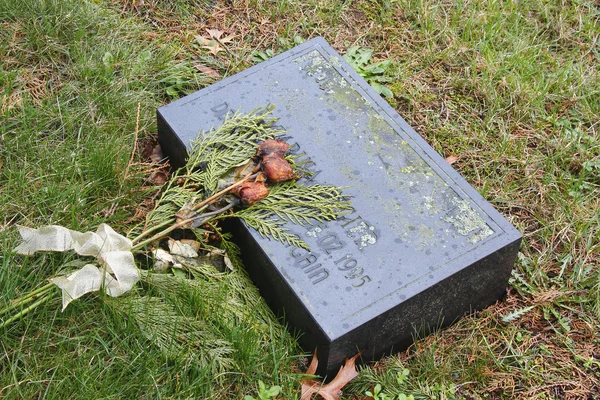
[157,37,522,376]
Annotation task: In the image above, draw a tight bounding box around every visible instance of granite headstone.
[157,37,522,377]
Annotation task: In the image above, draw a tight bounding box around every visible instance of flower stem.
[0,291,56,328]
[130,218,173,246]
[131,199,239,251]
[0,282,55,317]
[131,171,257,250]
[191,171,258,211]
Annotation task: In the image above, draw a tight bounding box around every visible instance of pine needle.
[185,104,284,193]
[112,295,235,374]
[144,270,276,332]
[232,182,351,249]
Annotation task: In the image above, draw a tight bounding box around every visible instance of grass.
[1,0,599,398]
[0,1,300,398]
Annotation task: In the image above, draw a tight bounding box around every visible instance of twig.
[132,199,239,251]
[192,170,259,211]
[132,170,258,246]
[124,102,141,180]
[191,198,239,222]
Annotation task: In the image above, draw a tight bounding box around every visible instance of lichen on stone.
[443,199,494,243]
[347,221,377,249]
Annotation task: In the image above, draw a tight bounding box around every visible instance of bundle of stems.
[0,171,257,328]
[0,281,55,327]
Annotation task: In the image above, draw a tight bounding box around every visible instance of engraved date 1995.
[332,253,371,287]
[312,226,372,288]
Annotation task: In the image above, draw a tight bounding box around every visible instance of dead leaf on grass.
[194,64,221,79]
[140,141,169,185]
[300,351,360,400]
[150,170,168,185]
[206,29,234,44]
[144,143,164,164]
[445,155,459,165]
[195,28,235,55]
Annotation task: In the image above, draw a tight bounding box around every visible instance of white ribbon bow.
[14,224,140,310]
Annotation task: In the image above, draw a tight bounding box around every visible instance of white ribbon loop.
[14,223,139,310]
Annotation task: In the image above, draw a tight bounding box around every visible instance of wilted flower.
[234,181,270,205]
[262,153,295,183]
[257,138,290,158]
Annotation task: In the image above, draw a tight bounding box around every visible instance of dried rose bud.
[255,172,267,183]
[257,139,290,158]
[234,181,270,205]
[262,153,295,183]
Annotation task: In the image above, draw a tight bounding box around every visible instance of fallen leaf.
[301,351,360,400]
[195,29,235,55]
[445,155,459,165]
[153,248,176,272]
[168,238,199,258]
[223,253,234,271]
[205,28,224,39]
[141,140,164,163]
[196,37,223,56]
[180,239,201,252]
[301,352,320,399]
[194,64,220,79]
[150,170,168,185]
[205,29,234,44]
[148,145,165,164]
[208,249,225,256]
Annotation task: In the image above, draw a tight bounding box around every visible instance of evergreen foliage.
[120,105,350,376]
[133,105,349,249]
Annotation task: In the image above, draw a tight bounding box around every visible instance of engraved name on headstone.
[157,37,522,376]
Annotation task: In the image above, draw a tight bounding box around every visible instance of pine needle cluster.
[234,181,349,249]
[112,294,235,375]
